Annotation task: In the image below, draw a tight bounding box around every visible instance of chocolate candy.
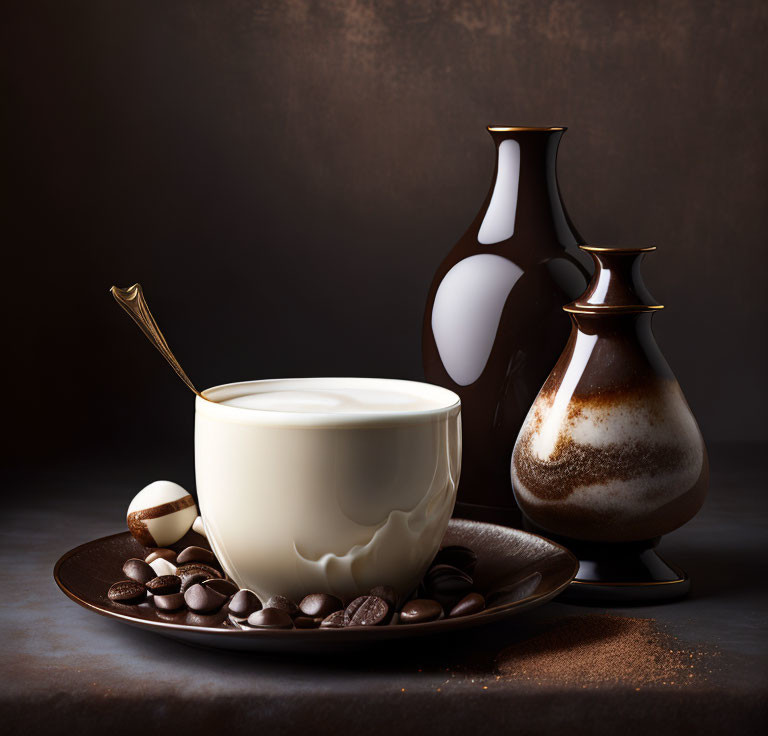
[247,608,294,629]
[176,546,218,566]
[203,578,238,597]
[399,599,443,624]
[144,548,177,565]
[320,610,345,628]
[432,545,477,575]
[294,616,323,629]
[108,580,147,604]
[448,592,485,618]
[180,572,208,593]
[344,595,389,626]
[184,583,228,613]
[424,564,473,609]
[228,589,262,618]
[187,611,228,627]
[265,595,298,617]
[153,592,186,611]
[146,575,181,596]
[369,585,397,608]
[299,593,342,618]
[126,481,197,547]
[122,558,155,585]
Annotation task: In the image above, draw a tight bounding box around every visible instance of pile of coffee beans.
[107,543,487,629]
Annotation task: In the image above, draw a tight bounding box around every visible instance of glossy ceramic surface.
[195,378,461,603]
[510,247,708,601]
[422,126,590,525]
[54,519,578,652]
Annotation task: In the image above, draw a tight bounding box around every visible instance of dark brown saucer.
[54,519,577,652]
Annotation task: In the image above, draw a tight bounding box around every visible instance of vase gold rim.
[564,304,665,314]
[487,126,566,132]
[580,245,657,253]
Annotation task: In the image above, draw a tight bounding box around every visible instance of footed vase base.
[522,522,691,604]
[564,548,690,604]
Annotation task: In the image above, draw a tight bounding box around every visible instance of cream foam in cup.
[194,377,462,604]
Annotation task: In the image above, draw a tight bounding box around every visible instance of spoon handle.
[110,283,207,400]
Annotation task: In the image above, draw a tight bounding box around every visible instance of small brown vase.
[511,246,708,602]
[422,126,590,526]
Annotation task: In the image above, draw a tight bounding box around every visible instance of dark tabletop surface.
[2,444,766,736]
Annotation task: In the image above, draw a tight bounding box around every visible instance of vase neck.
[476,127,582,248]
[566,246,663,313]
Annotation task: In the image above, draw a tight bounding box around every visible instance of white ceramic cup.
[195,377,461,604]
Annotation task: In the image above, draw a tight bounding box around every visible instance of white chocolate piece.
[192,515,207,539]
[148,557,177,577]
[126,480,198,547]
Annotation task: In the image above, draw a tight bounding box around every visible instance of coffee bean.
[184,583,228,613]
[432,545,477,575]
[228,589,262,618]
[144,548,178,565]
[203,578,238,597]
[369,585,397,608]
[153,592,186,611]
[122,558,155,585]
[108,580,147,604]
[176,546,218,566]
[247,607,294,629]
[177,563,221,583]
[320,610,345,628]
[399,599,443,624]
[265,595,298,617]
[344,595,389,627]
[448,592,485,618]
[146,575,181,596]
[424,564,473,609]
[176,563,221,592]
[180,572,208,592]
[294,616,323,629]
[299,593,342,618]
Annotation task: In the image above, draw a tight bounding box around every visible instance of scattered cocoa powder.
[496,615,714,689]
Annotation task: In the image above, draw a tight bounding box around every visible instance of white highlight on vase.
[431,253,523,386]
[477,139,521,244]
[588,263,613,305]
[529,330,598,459]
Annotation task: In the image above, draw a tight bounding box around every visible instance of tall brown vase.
[422,126,590,526]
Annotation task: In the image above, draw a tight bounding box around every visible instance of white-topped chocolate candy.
[148,557,177,577]
[127,481,198,547]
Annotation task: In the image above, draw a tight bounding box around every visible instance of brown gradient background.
[3,1,766,477]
